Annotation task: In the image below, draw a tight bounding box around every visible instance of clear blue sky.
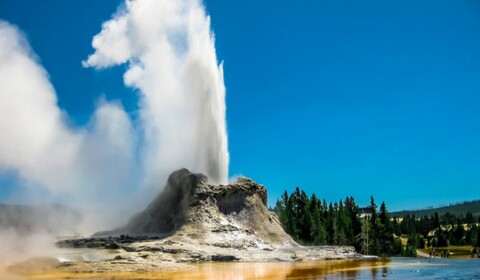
[1,0,480,210]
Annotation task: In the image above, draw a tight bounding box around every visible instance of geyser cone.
[60,169,360,265]
[98,168,296,246]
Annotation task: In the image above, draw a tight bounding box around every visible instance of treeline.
[392,212,480,254]
[391,199,480,219]
[273,187,480,257]
[273,187,402,256]
[399,199,480,212]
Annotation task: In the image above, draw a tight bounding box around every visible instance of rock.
[96,168,295,247]
[56,168,363,268]
[138,252,152,259]
[56,235,156,249]
[210,255,239,262]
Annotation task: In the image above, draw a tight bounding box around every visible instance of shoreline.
[3,257,458,280]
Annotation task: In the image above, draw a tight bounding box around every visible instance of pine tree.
[477,226,480,247]
[326,203,338,244]
[465,212,474,224]
[297,190,312,242]
[467,224,478,246]
[392,217,401,236]
[357,216,370,255]
[403,234,418,257]
[433,212,440,229]
[336,200,348,245]
[310,194,327,245]
[368,196,380,255]
[345,196,362,248]
[378,201,393,256]
[289,187,302,240]
[280,190,297,239]
[453,220,465,245]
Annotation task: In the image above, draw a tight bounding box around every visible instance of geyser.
[0,0,229,224]
[84,0,230,185]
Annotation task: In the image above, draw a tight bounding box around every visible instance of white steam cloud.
[84,0,229,186]
[0,0,229,229]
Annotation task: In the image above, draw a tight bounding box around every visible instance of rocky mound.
[56,169,360,270]
[97,168,296,247]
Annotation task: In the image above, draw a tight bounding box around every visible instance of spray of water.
[84,0,229,186]
[0,0,229,261]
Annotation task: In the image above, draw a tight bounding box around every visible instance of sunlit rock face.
[99,168,295,246]
[58,169,360,265]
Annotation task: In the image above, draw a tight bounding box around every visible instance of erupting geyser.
[0,1,364,272]
[0,0,229,220]
[84,0,230,185]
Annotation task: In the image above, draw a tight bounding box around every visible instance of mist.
[0,0,229,259]
[84,0,229,187]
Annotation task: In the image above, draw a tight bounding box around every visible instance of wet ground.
[2,257,480,279]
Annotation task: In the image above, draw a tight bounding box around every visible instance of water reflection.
[1,259,390,280]
[286,259,389,280]
[134,260,390,280]
[4,257,480,279]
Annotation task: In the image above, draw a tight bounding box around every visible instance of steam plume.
[0,0,229,229]
[84,0,229,186]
